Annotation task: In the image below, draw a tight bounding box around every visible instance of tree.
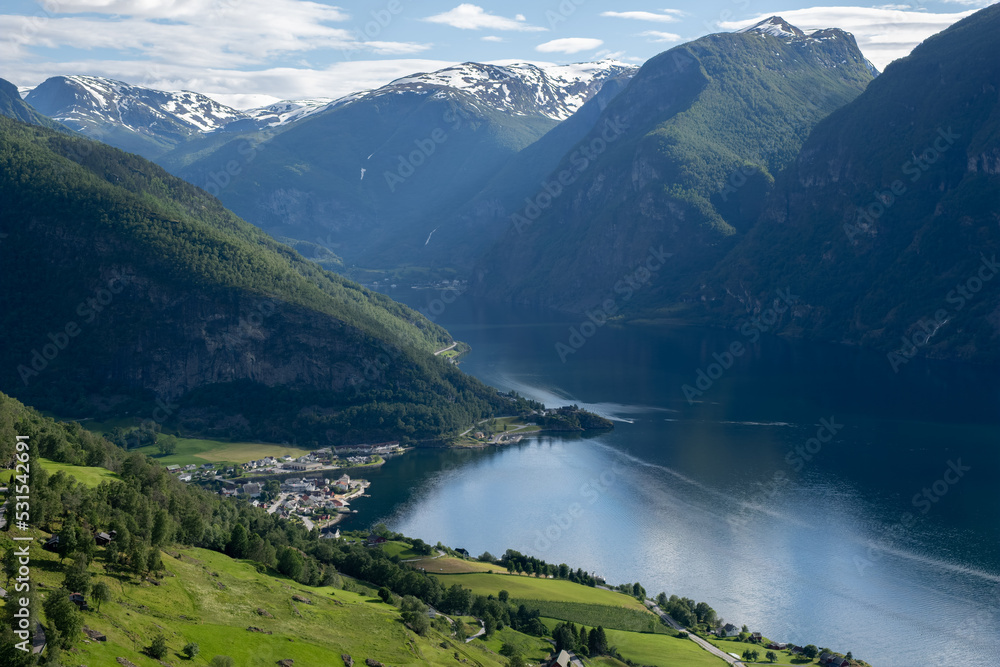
[507,657,527,667]
[43,589,83,649]
[277,547,304,581]
[632,582,646,600]
[498,590,509,604]
[157,439,176,456]
[403,610,430,635]
[226,524,249,559]
[441,584,472,615]
[63,553,91,596]
[846,652,854,661]
[3,546,18,587]
[378,587,392,603]
[183,642,200,659]
[91,581,111,612]
[765,650,778,663]
[553,624,576,653]
[802,645,819,659]
[146,634,168,659]
[453,617,467,641]
[211,656,235,667]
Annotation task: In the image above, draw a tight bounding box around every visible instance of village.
[159,442,404,532]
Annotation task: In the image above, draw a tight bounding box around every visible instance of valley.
[2,4,999,667]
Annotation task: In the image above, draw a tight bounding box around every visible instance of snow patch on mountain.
[380,60,637,121]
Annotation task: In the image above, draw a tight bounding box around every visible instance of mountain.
[471,19,876,311]
[414,71,635,271]
[706,3,1000,365]
[0,114,524,444]
[168,61,636,272]
[24,75,249,158]
[0,77,63,129]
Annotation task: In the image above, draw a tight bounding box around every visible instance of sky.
[0,0,995,108]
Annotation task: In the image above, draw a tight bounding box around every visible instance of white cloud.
[640,30,682,43]
[0,0,393,69]
[601,10,683,23]
[535,37,604,54]
[718,6,978,70]
[481,35,504,42]
[365,41,434,55]
[423,4,546,31]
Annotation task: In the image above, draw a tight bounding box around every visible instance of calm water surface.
[347,291,1000,667]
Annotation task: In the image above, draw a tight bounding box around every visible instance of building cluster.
[266,474,369,528]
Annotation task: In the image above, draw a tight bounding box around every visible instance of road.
[266,492,289,514]
[434,342,458,355]
[644,601,744,667]
[465,619,485,643]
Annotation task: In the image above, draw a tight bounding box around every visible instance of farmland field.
[427,573,650,610]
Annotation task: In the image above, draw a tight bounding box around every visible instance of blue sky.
[0,0,993,108]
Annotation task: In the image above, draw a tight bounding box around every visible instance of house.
[243,482,262,498]
[455,548,470,558]
[550,650,571,667]
[766,642,787,650]
[366,534,387,546]
[721,623,740,638]
[166,465,180,473]
[94,532,113,546]
[69,592,89,610]
[819,653,851,667]
[320,528,341,540]
[751,632,763,643]
[178,474,193,482]
[42,535,60,552]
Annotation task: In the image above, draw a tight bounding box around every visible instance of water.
[348,290,1000,667]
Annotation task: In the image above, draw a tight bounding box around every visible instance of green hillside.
[0,78,64,130]
[474,22,874,312]
[706,4,1000,364]
[0,116,529,444]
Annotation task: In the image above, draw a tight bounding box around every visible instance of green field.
[133,434,311,466]
[537,618,723,666]
[380,540,423,560]
[0,535,512,667]
[428,573,650,611]
[604,627,727,667]
[703,635,814,665]
[475,625,552,663]
[410,556,499,574]
[37,457,121,487]
[521,600,670,633]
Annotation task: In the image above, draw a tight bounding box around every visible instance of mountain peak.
[739,16,806,39]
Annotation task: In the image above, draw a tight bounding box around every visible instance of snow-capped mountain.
[738,17,880,75]
[379,60,637,121]
[26,75,244,135]
[20,61,636,157]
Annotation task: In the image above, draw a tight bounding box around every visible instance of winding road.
[644,601,744,667]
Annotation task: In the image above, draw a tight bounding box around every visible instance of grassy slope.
[1,537,509,667]
[133,435,311,466]
[604,627,725,667]
[36,457,121,487]
[428,573,649,611]
[538,618,723,666]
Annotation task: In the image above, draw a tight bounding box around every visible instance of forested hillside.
[0,116,523,444]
